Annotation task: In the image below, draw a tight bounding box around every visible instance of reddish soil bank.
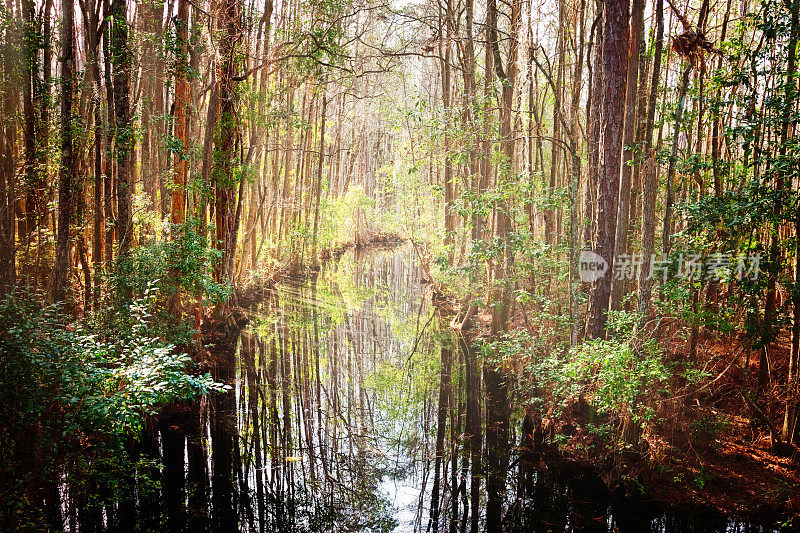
[433,288,800,527]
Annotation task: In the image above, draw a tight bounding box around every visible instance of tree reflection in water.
[132,245,776,533]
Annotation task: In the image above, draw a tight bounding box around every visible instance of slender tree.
[635,0,664,328]
[52,0,76,304]
[611,0,644,311]
[112,0,133,256]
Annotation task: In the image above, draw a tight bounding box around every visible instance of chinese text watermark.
[578,252,761,283]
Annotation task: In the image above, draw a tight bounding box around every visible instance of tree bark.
[0,17,18,296]
[585,6,602,248]
[213,0,241,284]
[782,0,799,443]
[441,0,455,263]
[112,0,133,256]
[53,0,76,304]
[634,0,664,329]
[587,0,629,338]
[611,0,644,311]
[171,0,190,227]
[21,0,42,242]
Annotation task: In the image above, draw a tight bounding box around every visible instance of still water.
[149,244,778,532]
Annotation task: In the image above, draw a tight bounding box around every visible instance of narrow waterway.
[156,244,778,532]
[232,244,434,532]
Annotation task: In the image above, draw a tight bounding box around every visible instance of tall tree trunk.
[611,0,644,311]
[585,6,602,248]
[441,0,455,263]
[311,92,327,268]
[102,0,116,264]
[587,0,629,338]
[86,0,104,308]
[213,0,241,284]
[21,0,40,243]
[171,0,190,227]
[53,0,76,304]
[711,0,733,198]
[570,0,587,345]
[635,0,664,328]
[112,0,133,256]
[0,17,18,296]
[782,0,799,443]
[546,2,564,247]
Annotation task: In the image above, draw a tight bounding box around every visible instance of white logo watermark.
[578,251,609,283]
[577,252,762,282]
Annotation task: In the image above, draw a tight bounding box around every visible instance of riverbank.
[431,282,800,528]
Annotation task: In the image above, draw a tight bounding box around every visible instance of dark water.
[83,245,784,531]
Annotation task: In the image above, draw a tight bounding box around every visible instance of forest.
[0,0,799,529]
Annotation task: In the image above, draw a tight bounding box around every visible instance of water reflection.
[134,245,779,532]
[231,245,431,532]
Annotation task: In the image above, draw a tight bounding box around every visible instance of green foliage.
[112,218,232,306]
[504,310,668,448]
[0,289,224,528]
[691,414,731,439]
[320,186,377,248]
[73,291,226,433]
[693,466,715,490]
[563,336,668,425]
[677,0,800,346]
[1,217,231,527]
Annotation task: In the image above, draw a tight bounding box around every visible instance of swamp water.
[104,245,779,532]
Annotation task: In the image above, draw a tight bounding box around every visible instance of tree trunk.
[545,3,564,247]
[21,0,41,243]
[585,6,602,248]
[213,0,241,284]
[171,0,190,227]
[782,0,799,443]
[441,0,455,263]
[0,21,17,296]
[311,92,327,268]
[112,0,133,256]
[52,0,76,304]
[634,0,664,330]
[611,0,644,311]
[102,0,116,264]
[587,0,629,338]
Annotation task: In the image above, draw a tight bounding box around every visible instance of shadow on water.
[69,245,781,532]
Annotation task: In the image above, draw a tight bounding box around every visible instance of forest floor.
[642,332,800,522]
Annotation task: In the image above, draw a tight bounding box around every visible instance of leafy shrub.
[112,218,231,306]
[0,289,224,528]
[563,337,668,426]
[516,310,668,446]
